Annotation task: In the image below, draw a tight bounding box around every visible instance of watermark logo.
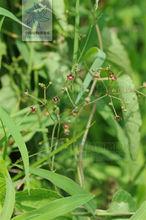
[22,0,52,41]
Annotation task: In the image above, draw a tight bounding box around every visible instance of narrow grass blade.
[0,160,15,220]
[0,7,30,29]
[30,168,95,214]
[13,194,93,220]
[0,107,29,187]
[0,16,5,31]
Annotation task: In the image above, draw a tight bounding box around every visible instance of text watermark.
[22,0,52,41]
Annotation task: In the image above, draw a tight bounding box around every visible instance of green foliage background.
[0,0,146,219]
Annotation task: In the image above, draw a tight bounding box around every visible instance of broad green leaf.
[13,194,93,220]
[107,32,133,75]
[46,52,68,90]
[83,47,99,65]
[16,189,60,212]
[16,41,30,64]
[97,100,130,158]
[0,75,17,112]
[108,189,136,214]
[53,0,68,31]
[75,49,106,104]
[117,75,142,160]
[0,159,15,220]
[30,168,95,214]
[0,7,30,28]
[0,107,30,187]
[130,201,146,220]
[95,190,136,218]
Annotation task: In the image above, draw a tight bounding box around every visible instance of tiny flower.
[30,106,36,113]
[115,115,121,121]
[52,96,60,104]
[67,74,75,81]
[39,83,46,89]
[94,72,100,79]
[63,124,70,135]
[63,124,70,130]
[109,72,117,81]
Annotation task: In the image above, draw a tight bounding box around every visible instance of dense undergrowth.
[0,0,146,219]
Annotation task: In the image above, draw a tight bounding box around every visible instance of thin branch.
[95,24,103,50]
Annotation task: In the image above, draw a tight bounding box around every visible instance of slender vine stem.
[77,102,97,187]
[77,3,104,187]
[95,24,103,51]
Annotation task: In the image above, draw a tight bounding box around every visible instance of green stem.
[73,0,80,63]
[78,25,93,62]
[0,119,8,160]
[95,209,134,217]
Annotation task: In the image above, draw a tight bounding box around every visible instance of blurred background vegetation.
[0,0,146,219]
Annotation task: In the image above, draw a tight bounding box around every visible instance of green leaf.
[30,168,95,214]
[107,32,133,75]
[0,160,15,220]
[0,16,5,31]
[13,194,93,220]
[97,100,130,158]
[0,107,30,187]
[117,75,142,160]
[108,189,136,214]
[0,75,17,112]
[95,189,136,218]
[0,173,5,212]
[0,41,6,68]
[30,168,86,195]
[130,201,146,220]
[75,49,106,104]
[83,47,99,65]
[16,41,30,64]
[0,7,30,28]
[53,0,68,31]
[16,189,60,212]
